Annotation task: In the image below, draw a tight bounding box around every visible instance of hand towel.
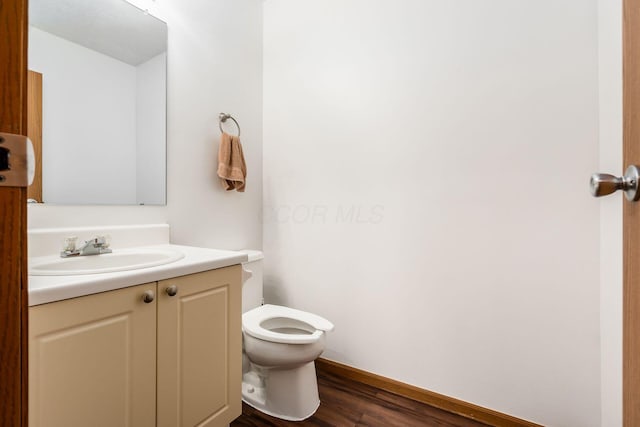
[217,132,247,192]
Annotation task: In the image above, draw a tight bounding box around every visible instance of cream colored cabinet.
[29,282,157,427]
[157,266,242,427]
[29,265,242,427]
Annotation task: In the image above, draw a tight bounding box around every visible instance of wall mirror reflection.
[28,0,168,205]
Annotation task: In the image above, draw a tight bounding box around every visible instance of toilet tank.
[239,250,264,313]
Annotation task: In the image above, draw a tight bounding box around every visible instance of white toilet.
[240,250,334,421]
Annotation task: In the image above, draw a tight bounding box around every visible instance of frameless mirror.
[28,0,167,205]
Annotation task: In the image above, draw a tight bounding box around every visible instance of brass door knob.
[142,290,155,303]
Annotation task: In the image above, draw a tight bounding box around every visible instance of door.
[29,283,157,427]
[0,0,29,426]
[593,0,640,424]
[27,70,42,203]
[157,266,242,427]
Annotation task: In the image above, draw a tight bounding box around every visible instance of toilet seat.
[243,304,334,345]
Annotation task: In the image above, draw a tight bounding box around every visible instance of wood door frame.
[0,0,29,426]
[624,0,640,425]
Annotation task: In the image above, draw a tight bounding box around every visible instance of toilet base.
[242,361,320,421]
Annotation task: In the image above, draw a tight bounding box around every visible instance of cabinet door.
[29,283,157,427]
[157,266,242,427]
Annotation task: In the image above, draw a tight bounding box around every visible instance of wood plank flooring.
[231,365,489,427]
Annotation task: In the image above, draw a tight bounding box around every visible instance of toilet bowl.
[241,304,334,421]
[239,250,334,421]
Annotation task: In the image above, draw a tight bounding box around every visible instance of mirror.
[28,0,167,205]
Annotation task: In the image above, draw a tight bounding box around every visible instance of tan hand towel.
[217,132,247,192]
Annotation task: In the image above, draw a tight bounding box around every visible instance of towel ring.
[219,113,241,137]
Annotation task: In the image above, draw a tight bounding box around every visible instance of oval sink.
[29,248,185,276]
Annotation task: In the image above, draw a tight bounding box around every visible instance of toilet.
[240,250,334,421]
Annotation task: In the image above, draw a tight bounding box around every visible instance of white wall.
[29,26,138,204]
[598,0,623,426]
[263,1,600,426]
[164,0,263,250]
[29,0,263,255]
[136,52,167,205]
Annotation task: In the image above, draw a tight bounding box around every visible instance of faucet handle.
[95,235,111,248]
[85,234,111,248]
[62,236,78,252]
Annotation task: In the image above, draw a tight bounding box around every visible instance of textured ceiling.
[30,0,167,66]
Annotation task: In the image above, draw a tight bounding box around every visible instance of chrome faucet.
[60,235,112,258]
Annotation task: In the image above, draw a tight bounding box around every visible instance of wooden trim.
[316,359,541,427]
[27,70,43,202]
[0,0,29,426]
[623,0,640,425]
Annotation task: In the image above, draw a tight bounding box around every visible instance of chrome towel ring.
[218,113,241,137]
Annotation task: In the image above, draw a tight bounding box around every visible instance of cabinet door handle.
[165,285,178,297]
[142,290,155,303]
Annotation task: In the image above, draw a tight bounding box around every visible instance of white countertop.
[28,244,248,306]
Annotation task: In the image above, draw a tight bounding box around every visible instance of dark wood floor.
[231,365,489,427]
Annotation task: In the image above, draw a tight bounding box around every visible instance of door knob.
[142,290,155,303]
[590,165,640,201]
[165,285,178,297]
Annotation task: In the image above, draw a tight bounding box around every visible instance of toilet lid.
[243,304,334,345]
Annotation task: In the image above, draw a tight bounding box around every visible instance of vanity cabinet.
[29,265,242,427]
[157,267,241,427]
[29,282,157,427]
